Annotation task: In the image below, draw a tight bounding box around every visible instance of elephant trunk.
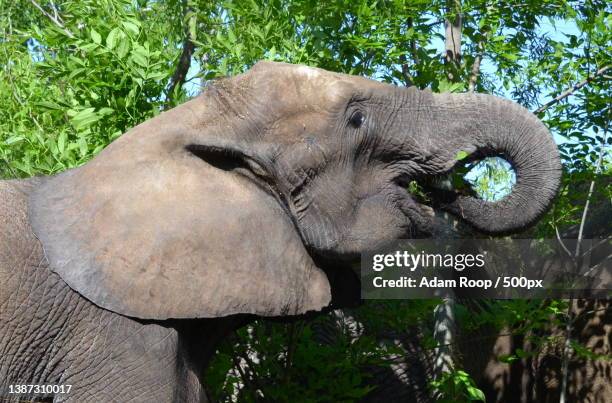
[429,93,561,234]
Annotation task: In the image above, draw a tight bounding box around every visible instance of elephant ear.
[28,94,331,320]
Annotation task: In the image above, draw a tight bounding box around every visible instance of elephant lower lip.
[394,173,464,236]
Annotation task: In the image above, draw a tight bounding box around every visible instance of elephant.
[0,61,561,402]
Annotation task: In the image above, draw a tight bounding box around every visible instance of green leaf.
[90,29,102,45]
[146,71,168,80]
[70,108,100,130]
[77,137,88,157]
[456,150,469,161]
[131,44,149,67]
[116,36,131,58]
[467,385,486,401]
[35,101,63,110]
[437,79,465,93]
[228,29,236,44]
[515,348,529,358]
[57,131,67,154]
[187,12,197,40]
[78,43,99,52]
[68,68,87,80]
[122,21,140,36]
[4,136,25,145]
[503,52,519,61]
[98,107,115,116]
[106,28,121,49]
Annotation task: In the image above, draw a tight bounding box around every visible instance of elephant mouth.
[395,154,498,234]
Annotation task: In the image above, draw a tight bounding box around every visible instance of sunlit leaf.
[90,29,102,45]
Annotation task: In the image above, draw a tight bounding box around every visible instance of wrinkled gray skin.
[1,179,249,402]
[0,62,560,402]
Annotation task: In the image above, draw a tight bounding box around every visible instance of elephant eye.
[348,111,365,128]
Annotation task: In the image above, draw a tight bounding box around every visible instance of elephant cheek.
[339,195,411,255]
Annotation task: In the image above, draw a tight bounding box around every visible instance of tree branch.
[468,43,483,92]
[166,1,197,104]
[29,0,74,38]
[534,65,610,114]
[400,17,420,87]
[468,3,497,92]
[48,0,63,24]
[399,53,414,87]
[432,297,456,379]
[230,353,260,399]
[444,0,462,82]
[433,2,462,390]
[554,224,573,258]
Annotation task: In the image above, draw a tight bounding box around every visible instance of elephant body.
[0,62,568,401]
[0,179,240,402]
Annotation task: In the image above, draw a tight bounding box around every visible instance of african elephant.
[0,61,561,402]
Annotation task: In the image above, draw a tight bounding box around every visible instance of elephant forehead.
[294,65,322,79]
[270,61,393,92]
[250,61,348,105]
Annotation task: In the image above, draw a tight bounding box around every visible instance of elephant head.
[29,62,561,320]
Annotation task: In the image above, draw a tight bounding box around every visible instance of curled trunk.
[431,93,561,234]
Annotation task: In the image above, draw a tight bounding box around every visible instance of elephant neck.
[173,316,252,401]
